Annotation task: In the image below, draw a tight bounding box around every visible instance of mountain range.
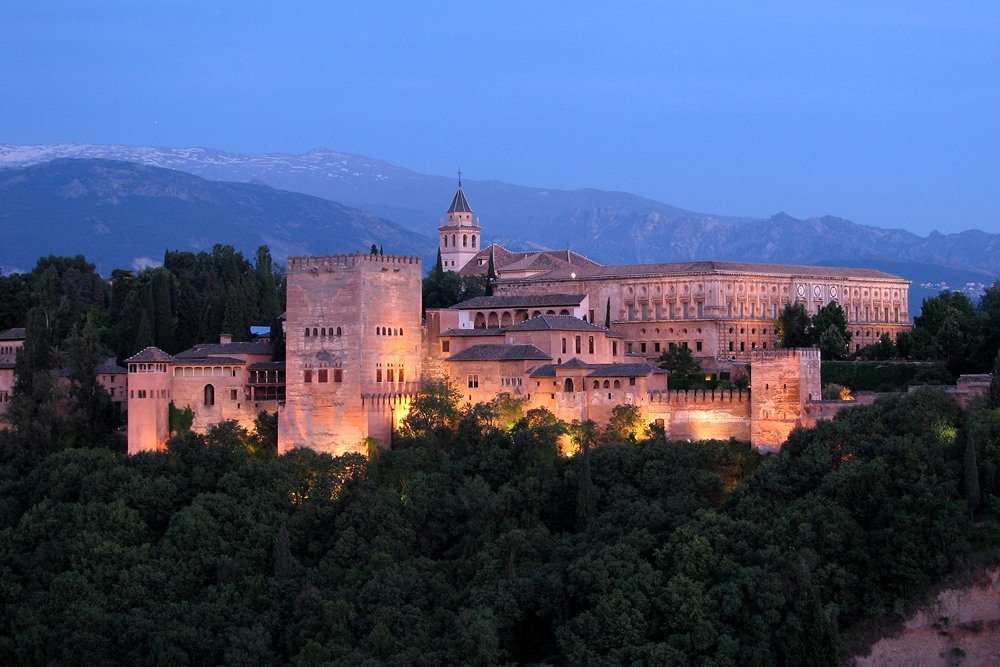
[0,143,997,312]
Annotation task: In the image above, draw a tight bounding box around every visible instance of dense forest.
[1,380,999,664]
[0,246,286,363]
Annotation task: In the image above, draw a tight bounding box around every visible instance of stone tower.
[279,252,423,455]
[125,347,174,454]
[438,179,481,272]
[749,348,822,451]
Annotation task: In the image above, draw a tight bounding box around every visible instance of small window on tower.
[333,369,343,382]
[441,340,450,352]
[318,369,328,383]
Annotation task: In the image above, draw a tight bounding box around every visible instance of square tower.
[279,252,423,455]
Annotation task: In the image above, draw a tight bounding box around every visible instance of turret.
[438,174,481,272]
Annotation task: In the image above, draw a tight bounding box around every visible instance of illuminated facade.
[125,183,911,455]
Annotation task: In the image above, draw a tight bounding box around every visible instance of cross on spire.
[458,168,462,188]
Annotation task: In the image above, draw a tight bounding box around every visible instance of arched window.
[305,328,310,337]
[203,384,215,406]
[443,236,448,247]
[320,327,326,336]
[563,378,574,393]
[451,234,456,247]
[387,369,395,383]
[603,380,610,388]
[312,328,318,337]
[399,368,404,383]
[399,328,403,335]
[613,380,621,388]
[593,380,599,389]
[376,369,382,383]
[472,235,477,247]
[463,234,468,247]
[336,327,342,336]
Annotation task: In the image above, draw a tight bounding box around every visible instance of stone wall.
[280,253,423,455]
[750,348,821,450]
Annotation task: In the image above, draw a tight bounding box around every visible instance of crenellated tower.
[438,176,481,272]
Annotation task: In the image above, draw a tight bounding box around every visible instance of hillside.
[0,159,434,272]
[1,144,998,283]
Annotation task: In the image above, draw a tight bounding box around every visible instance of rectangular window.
[654,342,661,353]
[441,340,450,352]
[468,374,479,389]
[230,389,238,400]
[629,377,636,386]
[639,342,647,354]
[728,341,733,352]
[697,302,704,318]
[333,369,343,383]
[626,342,633,354]
[589,309,595,323]
[588,336,595,354]
[304,370,312,383]
[575,336,581,354]
[318,369,328,383]
[612,341,618,356]
[696,341,703,352]
[561,338,567,354]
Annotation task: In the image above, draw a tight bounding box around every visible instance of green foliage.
[168,402,194,434]
[658,343,700,379]
[776,302,812,348]
[812,302,852,359]
[822,360,954,392]
[990,349,1000,409]
[603,404,646,443]
[0,388,989,664]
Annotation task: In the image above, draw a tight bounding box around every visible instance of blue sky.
[2,1,997,235]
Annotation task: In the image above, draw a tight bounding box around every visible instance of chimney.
[219,333,233,345]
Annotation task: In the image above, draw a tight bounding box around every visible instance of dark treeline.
[0,245,285,362]
[2,382,998,664]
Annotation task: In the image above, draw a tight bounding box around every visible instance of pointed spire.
[448,186,472,214]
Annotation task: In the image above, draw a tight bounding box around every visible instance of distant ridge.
[0,144,997,314]
[0,158,434,273]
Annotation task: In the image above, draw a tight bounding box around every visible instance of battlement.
[287,253,422,272]
[648,388,749,404]
[750,347,821,362]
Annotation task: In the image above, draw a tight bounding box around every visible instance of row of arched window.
[305,327,342,337]
[442,234,477,248]
[375,327,403,336]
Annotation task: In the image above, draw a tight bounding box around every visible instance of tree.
[603,404,645,443]
[485,249,497,297]
[658,344,700,378]
[989,349,1000,409]
[569,419,599,529]
[811,302,851,359]
[65,313,117,444]
[399,379,462,445]
[775,303,812,348]
[5,307,62,450]
[604,297,612,329]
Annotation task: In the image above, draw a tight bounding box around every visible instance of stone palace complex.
[119,184,912,455]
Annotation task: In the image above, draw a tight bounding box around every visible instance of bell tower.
[438,172,481,272]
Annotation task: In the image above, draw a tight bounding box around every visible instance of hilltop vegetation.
[2,384,999,664]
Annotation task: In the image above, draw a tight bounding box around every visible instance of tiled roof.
[505,314,608,333]
[513,260,905,283]
[172,356,246,366]
[529,364,557,378]
[125,347,175,363]
[447,344,551,362]
[0,327,26,341]
[458,244,602,277]
[174,341,272,358]
[451,293,587,310]
[560,358,593,369]
[448,187,473,214]
[98,358,126,374]
[440,328,506,337]
[587,363,661,378]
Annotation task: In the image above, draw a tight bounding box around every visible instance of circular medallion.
[813,285,822,297]
[830,285,838,299]
[797,285,805,297]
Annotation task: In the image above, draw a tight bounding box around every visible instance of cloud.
[131,257,162,271]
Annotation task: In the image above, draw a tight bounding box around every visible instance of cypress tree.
[964,426,981,514]
[989,348,1000,408]
[66,314,115,443]
[604,297,611,329]
[7,307,61,451]
[434,247,444,275]
[485,250,497,297]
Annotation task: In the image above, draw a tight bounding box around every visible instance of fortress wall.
[750,348,821,450]
[280,253,423,455]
